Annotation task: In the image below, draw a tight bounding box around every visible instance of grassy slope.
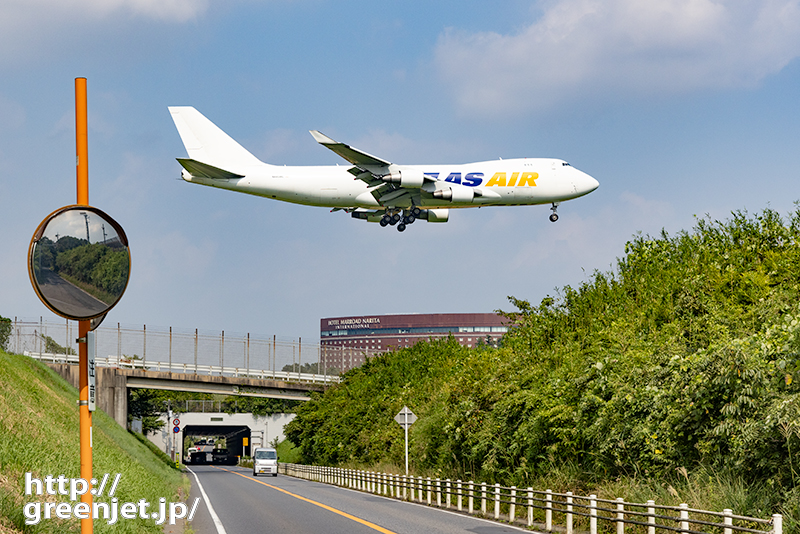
[285,207,800,528]
[0,350,187,533]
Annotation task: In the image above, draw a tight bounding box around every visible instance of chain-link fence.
[9,317,381,378]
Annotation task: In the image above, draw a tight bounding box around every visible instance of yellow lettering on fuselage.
[486,172,506,187]
[518,172,538,186]
[485,171,538,187]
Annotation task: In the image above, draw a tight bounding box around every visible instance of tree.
[128,389,167,435]
[0,316,11,351]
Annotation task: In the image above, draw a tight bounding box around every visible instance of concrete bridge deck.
[44,361,329,428]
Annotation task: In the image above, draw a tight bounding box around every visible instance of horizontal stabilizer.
[177,158,244,180]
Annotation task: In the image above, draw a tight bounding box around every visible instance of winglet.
[309,130,337,145]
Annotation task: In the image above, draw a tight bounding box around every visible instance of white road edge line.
[188,467,228,534]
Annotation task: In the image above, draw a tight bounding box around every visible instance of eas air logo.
[424,172,538,187]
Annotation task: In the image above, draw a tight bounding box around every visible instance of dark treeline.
[34,237,128,301]
[286,206,800,523]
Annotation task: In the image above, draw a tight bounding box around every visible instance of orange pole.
[75,77,92,534]
[76,78,88,205]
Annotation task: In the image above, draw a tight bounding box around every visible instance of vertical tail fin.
[168,106,265,170]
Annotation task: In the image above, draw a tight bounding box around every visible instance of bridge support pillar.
[46,364,129,428]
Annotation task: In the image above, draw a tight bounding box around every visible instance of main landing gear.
[380,208,422,232]
[549,202,560,223]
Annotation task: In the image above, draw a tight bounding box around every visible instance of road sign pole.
[404,416,408,475]
[76,77,93,534]
[395,407,416,476]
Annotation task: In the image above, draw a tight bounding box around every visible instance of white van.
[252,447,278,477]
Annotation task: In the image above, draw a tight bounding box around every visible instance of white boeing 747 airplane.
[169,107,599,231]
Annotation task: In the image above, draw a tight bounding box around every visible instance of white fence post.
[494,484,500,520]
[527,488,534,527]
[590,494,598,534]
[567,492,573,534]
[427,477,432,505]
[680,503,689,534]
[723,509,732,534]
[510,486,516,523]
[457,480,463,511]
[468,481,474,514]
[616,497,625,534]
[773,513,783,534]
[647,500,656,534]
[436,478,441,507]
[482,483,487,516]
[446,479,451,508]
[546,489,552,530]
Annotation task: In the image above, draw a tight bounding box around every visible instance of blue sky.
[2,0,800,343]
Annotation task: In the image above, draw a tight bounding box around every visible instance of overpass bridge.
[27,352,337,428]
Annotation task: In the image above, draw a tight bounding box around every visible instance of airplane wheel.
[397,223,406,232]
[380,217,389,227]
[405,214,415,224]
[549,213,559,222]
[392,213,401,224]
[411,207,421,218]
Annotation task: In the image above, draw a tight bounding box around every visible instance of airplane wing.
[309,131,390,168]
[309,131,436,196]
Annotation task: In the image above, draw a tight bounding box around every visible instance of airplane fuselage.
[169,106,599,229]
[181,158,596,210]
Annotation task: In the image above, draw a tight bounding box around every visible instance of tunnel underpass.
[183,425,251,464]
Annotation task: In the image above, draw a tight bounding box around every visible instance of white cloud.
[1,0,209,24]
[0,0,210,64]
[435,0,800,116]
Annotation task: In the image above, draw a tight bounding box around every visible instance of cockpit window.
[562,162,571,166]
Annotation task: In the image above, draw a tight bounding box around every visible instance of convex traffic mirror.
[29,206,130,321]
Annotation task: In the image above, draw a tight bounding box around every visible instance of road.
[34,268,108,317]
[187,465,529,534]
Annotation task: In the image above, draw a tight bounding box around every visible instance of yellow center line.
[211,466,397,534]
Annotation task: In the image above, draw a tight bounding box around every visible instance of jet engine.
[383,168,425,188]
[422,208,449,223]
[432,186,474,203]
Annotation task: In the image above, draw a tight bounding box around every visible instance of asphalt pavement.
[187,465,532,534]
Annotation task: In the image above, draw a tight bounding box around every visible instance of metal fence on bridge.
[9,317,380,380]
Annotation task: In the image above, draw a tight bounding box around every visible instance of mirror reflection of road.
[188,465,528,534]
[35,268,108,318]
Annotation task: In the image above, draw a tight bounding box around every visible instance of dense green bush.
[0,316,10,351]
[285,206,800,519]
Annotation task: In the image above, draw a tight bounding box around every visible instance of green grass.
[0,349,188,533]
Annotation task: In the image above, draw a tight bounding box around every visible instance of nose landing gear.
[549,202,560,222]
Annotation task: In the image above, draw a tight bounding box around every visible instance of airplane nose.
[574,169,599,196]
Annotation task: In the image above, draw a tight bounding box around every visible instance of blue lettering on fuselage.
[424,172,484,187]
[463,172,483,186]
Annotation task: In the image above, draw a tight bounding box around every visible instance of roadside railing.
[280,464,782,534]
[24,351,339,385]
[9,317,377,379]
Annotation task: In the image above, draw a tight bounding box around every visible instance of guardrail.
[24,351,340,386]
[9,318,374,379]
[280,464,782,534]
